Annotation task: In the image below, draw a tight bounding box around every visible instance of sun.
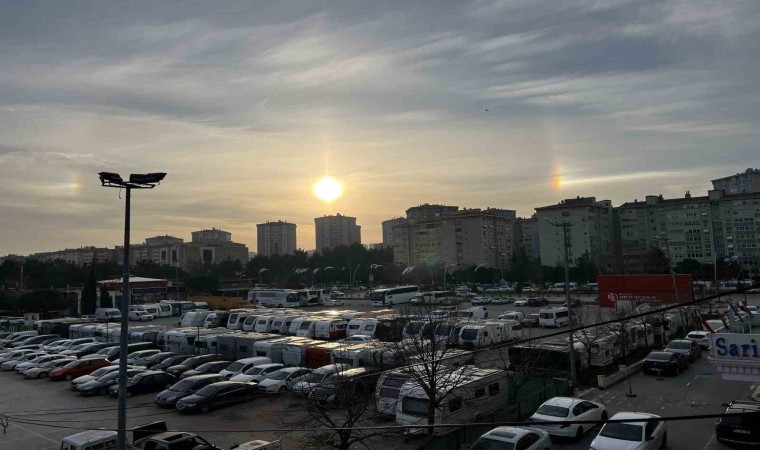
[313,176,343,203]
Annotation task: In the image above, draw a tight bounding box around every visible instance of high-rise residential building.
[441,209,516,268]
[382,218,407,249]
[536,197,614,271]
[180,228,249,271]
[711,168,760,194]
[616,190,760,271]
[515,215,540,260]
[405,204,459,222]
[29,246,117,266]
[257,221,297,257]
[314,214,361,252]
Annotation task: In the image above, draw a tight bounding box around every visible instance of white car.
[530,397,607,439]
[229,363,284,383]
[339,335,377,344]
[325,300,345,307]
[470,426,551,450]
[685,330,710,349]
[24,358,76,379]
[257,367,312,393]
[513,299,529,307]
[471,297,491,306]
[490,298,509,305]
[128,311,154,321]
[590,412,666,450]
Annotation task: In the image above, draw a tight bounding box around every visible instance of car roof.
[542,397,581,408]
[610,412,660,422]
[483,426,535,441]
[668,339,692,344]
[183,374,223,381]
[256,363,284,369]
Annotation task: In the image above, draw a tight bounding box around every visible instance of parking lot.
[2,294,759,449]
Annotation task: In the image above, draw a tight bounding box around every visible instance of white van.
[129,310,154,321]
[376,370,411,416]
[448,307,488,320]
[219,356,273,379]
[179,310,213,327]
[539,307,570,327]
[61,430,117,450]
[94,308,121,322]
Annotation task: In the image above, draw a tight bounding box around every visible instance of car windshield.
[97,372,120,382]
[267,370,290,380]
[667,341,691,350]
[244,367,266,375]
[301,372,327,384]
[64,360,85,368]
[470,437,515,450]
[535,405,570,417]
[196,362,219,371]
[460,329,478,340]
[226,362,245,372]
[39,360,58,368]
[647,352,673,361]
[170,379,195,392]
[599,423,643,441]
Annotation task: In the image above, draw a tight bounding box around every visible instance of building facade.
[381,218,407,249]
[180,228,249,271]
[314,214,361,252]
[256,221,297,257]
[29,247,117,266]
[617,190,760,272]
[441,209,516,268]
[515,216,540,260]
[712,168,760,194]
[536,197,614,270]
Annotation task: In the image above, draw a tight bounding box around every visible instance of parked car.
[1,352,46,370]
[513,299,529,307]
[521,314,540,328]
[490,298,509,305]
[61,342,118,358]
[325,299,345,307]
[109,371,177,397]
[339,335,377,344]
[643,351,688,376]
[49,358,111,381]
[149,354,189,371]
[470,426,551,450]
[180,360,232,379]
[218,357,272,380]
[23,358,76,379]
[132,351,182,368]
[529,397,607,439]
[308,367,381,405]
[15,354,72,373]
[77,368,145,396]
[129,310,155,321]
[258,367,312,394]
[471,297,491,306]
[666,339,701,362]
[175,381,259,413]
[154,374,226,407]
[715,400,760,447]
[590,412,666,450]
[70,365,125,390]
[230,363,284,383]
[0,349,36,364]
[290,364,351,394]
[126,349,162,366]
[527,297,549,307]
[685,331,711,349]
[166,354,225,378]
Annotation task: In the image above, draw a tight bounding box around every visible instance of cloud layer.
[1,0,758,254]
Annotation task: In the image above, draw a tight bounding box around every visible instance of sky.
[1,0,759,255]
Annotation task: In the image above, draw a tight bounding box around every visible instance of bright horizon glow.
[313,176,343,203]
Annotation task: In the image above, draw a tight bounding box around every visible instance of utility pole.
[546,219,577,386]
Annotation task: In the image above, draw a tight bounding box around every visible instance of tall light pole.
[441,263,456,291]
[98,172,166,450]
[546,219,577,386]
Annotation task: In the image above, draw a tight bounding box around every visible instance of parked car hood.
[589,435,645,450]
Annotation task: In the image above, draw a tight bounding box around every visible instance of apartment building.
[314,214,361,252]
[535,197,614,270]
[515,216,540,260]
[391,204,458,266]
[712,168,760,194]
[29,247,117,266]
[441,209,516,268]
[617,190,760,271]
[256,221,297,257]
[180,228,249,271]
[381,217,407,249]
[125,235,184,267]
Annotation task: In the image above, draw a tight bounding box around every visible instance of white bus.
[298,288,332,306]
[548,282,579,292]
[247,289,302,308]
[370,286,419,307]
[539,307,570,327]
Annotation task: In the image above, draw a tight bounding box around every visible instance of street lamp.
[441,263,456,291]
[98,171,166,450]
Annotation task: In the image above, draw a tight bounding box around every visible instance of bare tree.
[572,305,609,368]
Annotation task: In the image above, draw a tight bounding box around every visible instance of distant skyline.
[1,1,759,255]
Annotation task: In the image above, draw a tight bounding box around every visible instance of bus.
[298,288,331,306]
[370,286,419,307]
[247,289,302,308]
[538,307,570,327]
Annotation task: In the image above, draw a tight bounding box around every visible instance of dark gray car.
[665,339,701,363]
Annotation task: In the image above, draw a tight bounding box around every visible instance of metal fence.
[422,376,572,450]
[0,324,34,333]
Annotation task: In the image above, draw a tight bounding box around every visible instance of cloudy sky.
[1,0,758,255]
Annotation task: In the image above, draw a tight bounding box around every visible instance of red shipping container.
[598,274,693,308]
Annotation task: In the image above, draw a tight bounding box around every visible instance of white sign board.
[710,334,760,359]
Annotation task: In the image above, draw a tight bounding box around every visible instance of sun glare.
[313,176,343,203]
